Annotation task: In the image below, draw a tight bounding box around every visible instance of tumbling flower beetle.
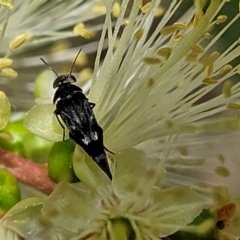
[40,50,112,179]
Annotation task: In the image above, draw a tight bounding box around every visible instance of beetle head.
[53,74,77,88]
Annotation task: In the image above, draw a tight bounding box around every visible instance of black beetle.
[40,50,112,179]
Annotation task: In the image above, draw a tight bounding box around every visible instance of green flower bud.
[0,119,52,162]
[0,169,20,216]
[48,140,79,183]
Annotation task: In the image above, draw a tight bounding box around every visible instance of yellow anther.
[112,1,121,17]
[141,2,151,13]
[160,25,177,35]
[200,51,220,66]
[186,51,200,62]
[73,23,94,39]
[165,120,173,128]
[75,52,88,66]
[174,34,183,42]
[0,0,13,9]
[51,41,70,53]
[157,47,172,60]
[204,32,213,39]
[176,146,188,156]
[173,23,188,30]
[133,28,144,40]
[204,64,213,77]
[195,0,206,9]
[222,80,232,98]
[238,64,240,74]
[191,44,204,53]
[193,9,203,27]
[215,166,229,177]
[1,67,18,79]
[9,34,32,50]
[0,58,13,68]
[78,68,93,82]
[202,77,218,84]
[91,5,106,14]
[218,65,233,75]
[143,57,161,64]
[216,15,228,25]
[227,103,240,109]
[161,23,188,35]
[154,7,164,17]
[146,78,154,87]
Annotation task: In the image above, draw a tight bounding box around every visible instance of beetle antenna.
[40,58,59,77]
[69,48,82,76]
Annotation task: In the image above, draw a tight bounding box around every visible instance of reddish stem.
[0,148,56,195]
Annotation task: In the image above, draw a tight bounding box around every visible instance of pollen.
[204,32,213,39]
[146,78,154,87]
[174,34,183,42]
[165,120,173,128]
[176,146,188,156]
[78,68,93,82]
[216,15,228,25]
[227,103,240,109]
[154,7,164,17]
[1,67,18,79]
[160,23,188,35]
[9,34,32,50]
[0,0,13,9]
[0,58,13,68]
[91,5,106,14]
[73,23,95,39]
[222,80,232,98]
[191,44,204,53]
[75,52,88,66]
[218,64,233,75]
[133,28,144,41]
[112,1,121,17]
[215,166,230,177]
[204,64,214,77]
[157,47,172,60]
[141,2,151,13]
[186,51,200,62]
[202,77,218,84]
[143,57,161,64]
[193,9,203,27]
[200,51,220,66]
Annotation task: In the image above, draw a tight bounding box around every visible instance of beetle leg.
[55,114,66,141]
[104,146,115,155]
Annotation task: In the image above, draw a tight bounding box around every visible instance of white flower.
[1,147,206,239]
[25,0,240,152]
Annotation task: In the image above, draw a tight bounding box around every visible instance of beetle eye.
[68,75,77,83]
[53,74,77,88]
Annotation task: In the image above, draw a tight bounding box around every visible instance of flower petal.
[24,104,64,142]
[42,181,99,233]
[1,197,45,238]
[148,186,205,237]
[112,148,164,211]
[73,146,111,190]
